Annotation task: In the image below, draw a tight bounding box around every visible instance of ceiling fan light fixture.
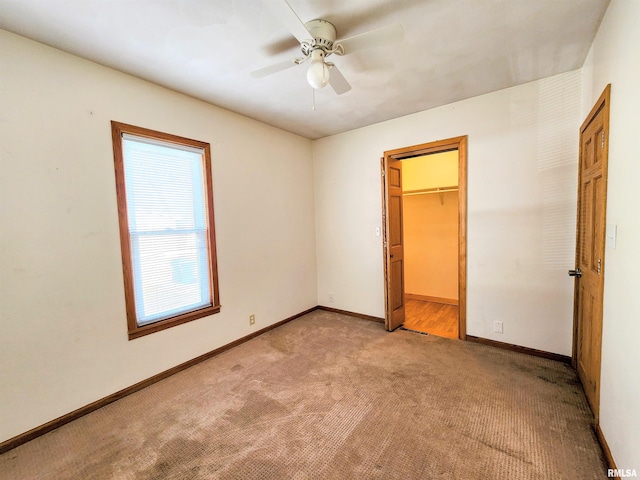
[307,60,330,89]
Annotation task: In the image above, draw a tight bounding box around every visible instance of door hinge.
[597,258,601,274]
[381,169,385,177]
[601,131,605,148]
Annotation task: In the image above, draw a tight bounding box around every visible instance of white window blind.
[121,134,212,325]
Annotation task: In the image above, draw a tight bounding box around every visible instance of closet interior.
[402,150,459,338]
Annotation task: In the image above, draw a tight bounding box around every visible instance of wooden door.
[384,157,405,330]
[573,85,610,419]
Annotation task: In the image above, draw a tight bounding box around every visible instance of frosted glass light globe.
[307,61,330,89]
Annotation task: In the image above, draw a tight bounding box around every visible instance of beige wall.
[402,151,459,191]
[0,31,317,443]
[403,192,458,300]
[581,0,640,469]
[313,69,581,355]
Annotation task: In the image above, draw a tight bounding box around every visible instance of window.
[111,121,220,339]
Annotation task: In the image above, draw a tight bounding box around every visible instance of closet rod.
[402,186,458,196]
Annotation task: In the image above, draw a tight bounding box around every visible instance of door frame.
[381,136,468,339]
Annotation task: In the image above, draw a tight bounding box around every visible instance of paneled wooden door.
[383,157,405,330]
[572,85,610,419]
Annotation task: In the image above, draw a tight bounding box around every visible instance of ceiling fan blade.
[263,0,312,44]
[329,65,352,95]
[336,23,404,55]
[250,59,297,78]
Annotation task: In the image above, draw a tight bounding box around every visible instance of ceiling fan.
[251,0,404,95]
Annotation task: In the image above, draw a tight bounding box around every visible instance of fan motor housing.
[302,19,336,56]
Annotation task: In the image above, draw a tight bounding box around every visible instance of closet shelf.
[402,186,458,196]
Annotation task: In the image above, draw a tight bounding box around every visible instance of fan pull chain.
[312,88,316,111]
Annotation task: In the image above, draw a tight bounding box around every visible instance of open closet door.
[384,156,405,331]
[382,136,467,338]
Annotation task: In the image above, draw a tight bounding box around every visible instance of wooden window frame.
[111,121,221,340]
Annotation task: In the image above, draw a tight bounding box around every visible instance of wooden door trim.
[381,136,468,339]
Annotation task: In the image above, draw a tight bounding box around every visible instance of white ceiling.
[0,0,610,139]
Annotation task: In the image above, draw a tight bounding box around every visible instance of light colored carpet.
[0,310,607,479]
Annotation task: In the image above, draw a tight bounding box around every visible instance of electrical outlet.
[249,314,255,326]
[494,321,503,334]
[328,293,335,304]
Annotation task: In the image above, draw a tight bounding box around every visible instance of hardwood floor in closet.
[404,299,458,339]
